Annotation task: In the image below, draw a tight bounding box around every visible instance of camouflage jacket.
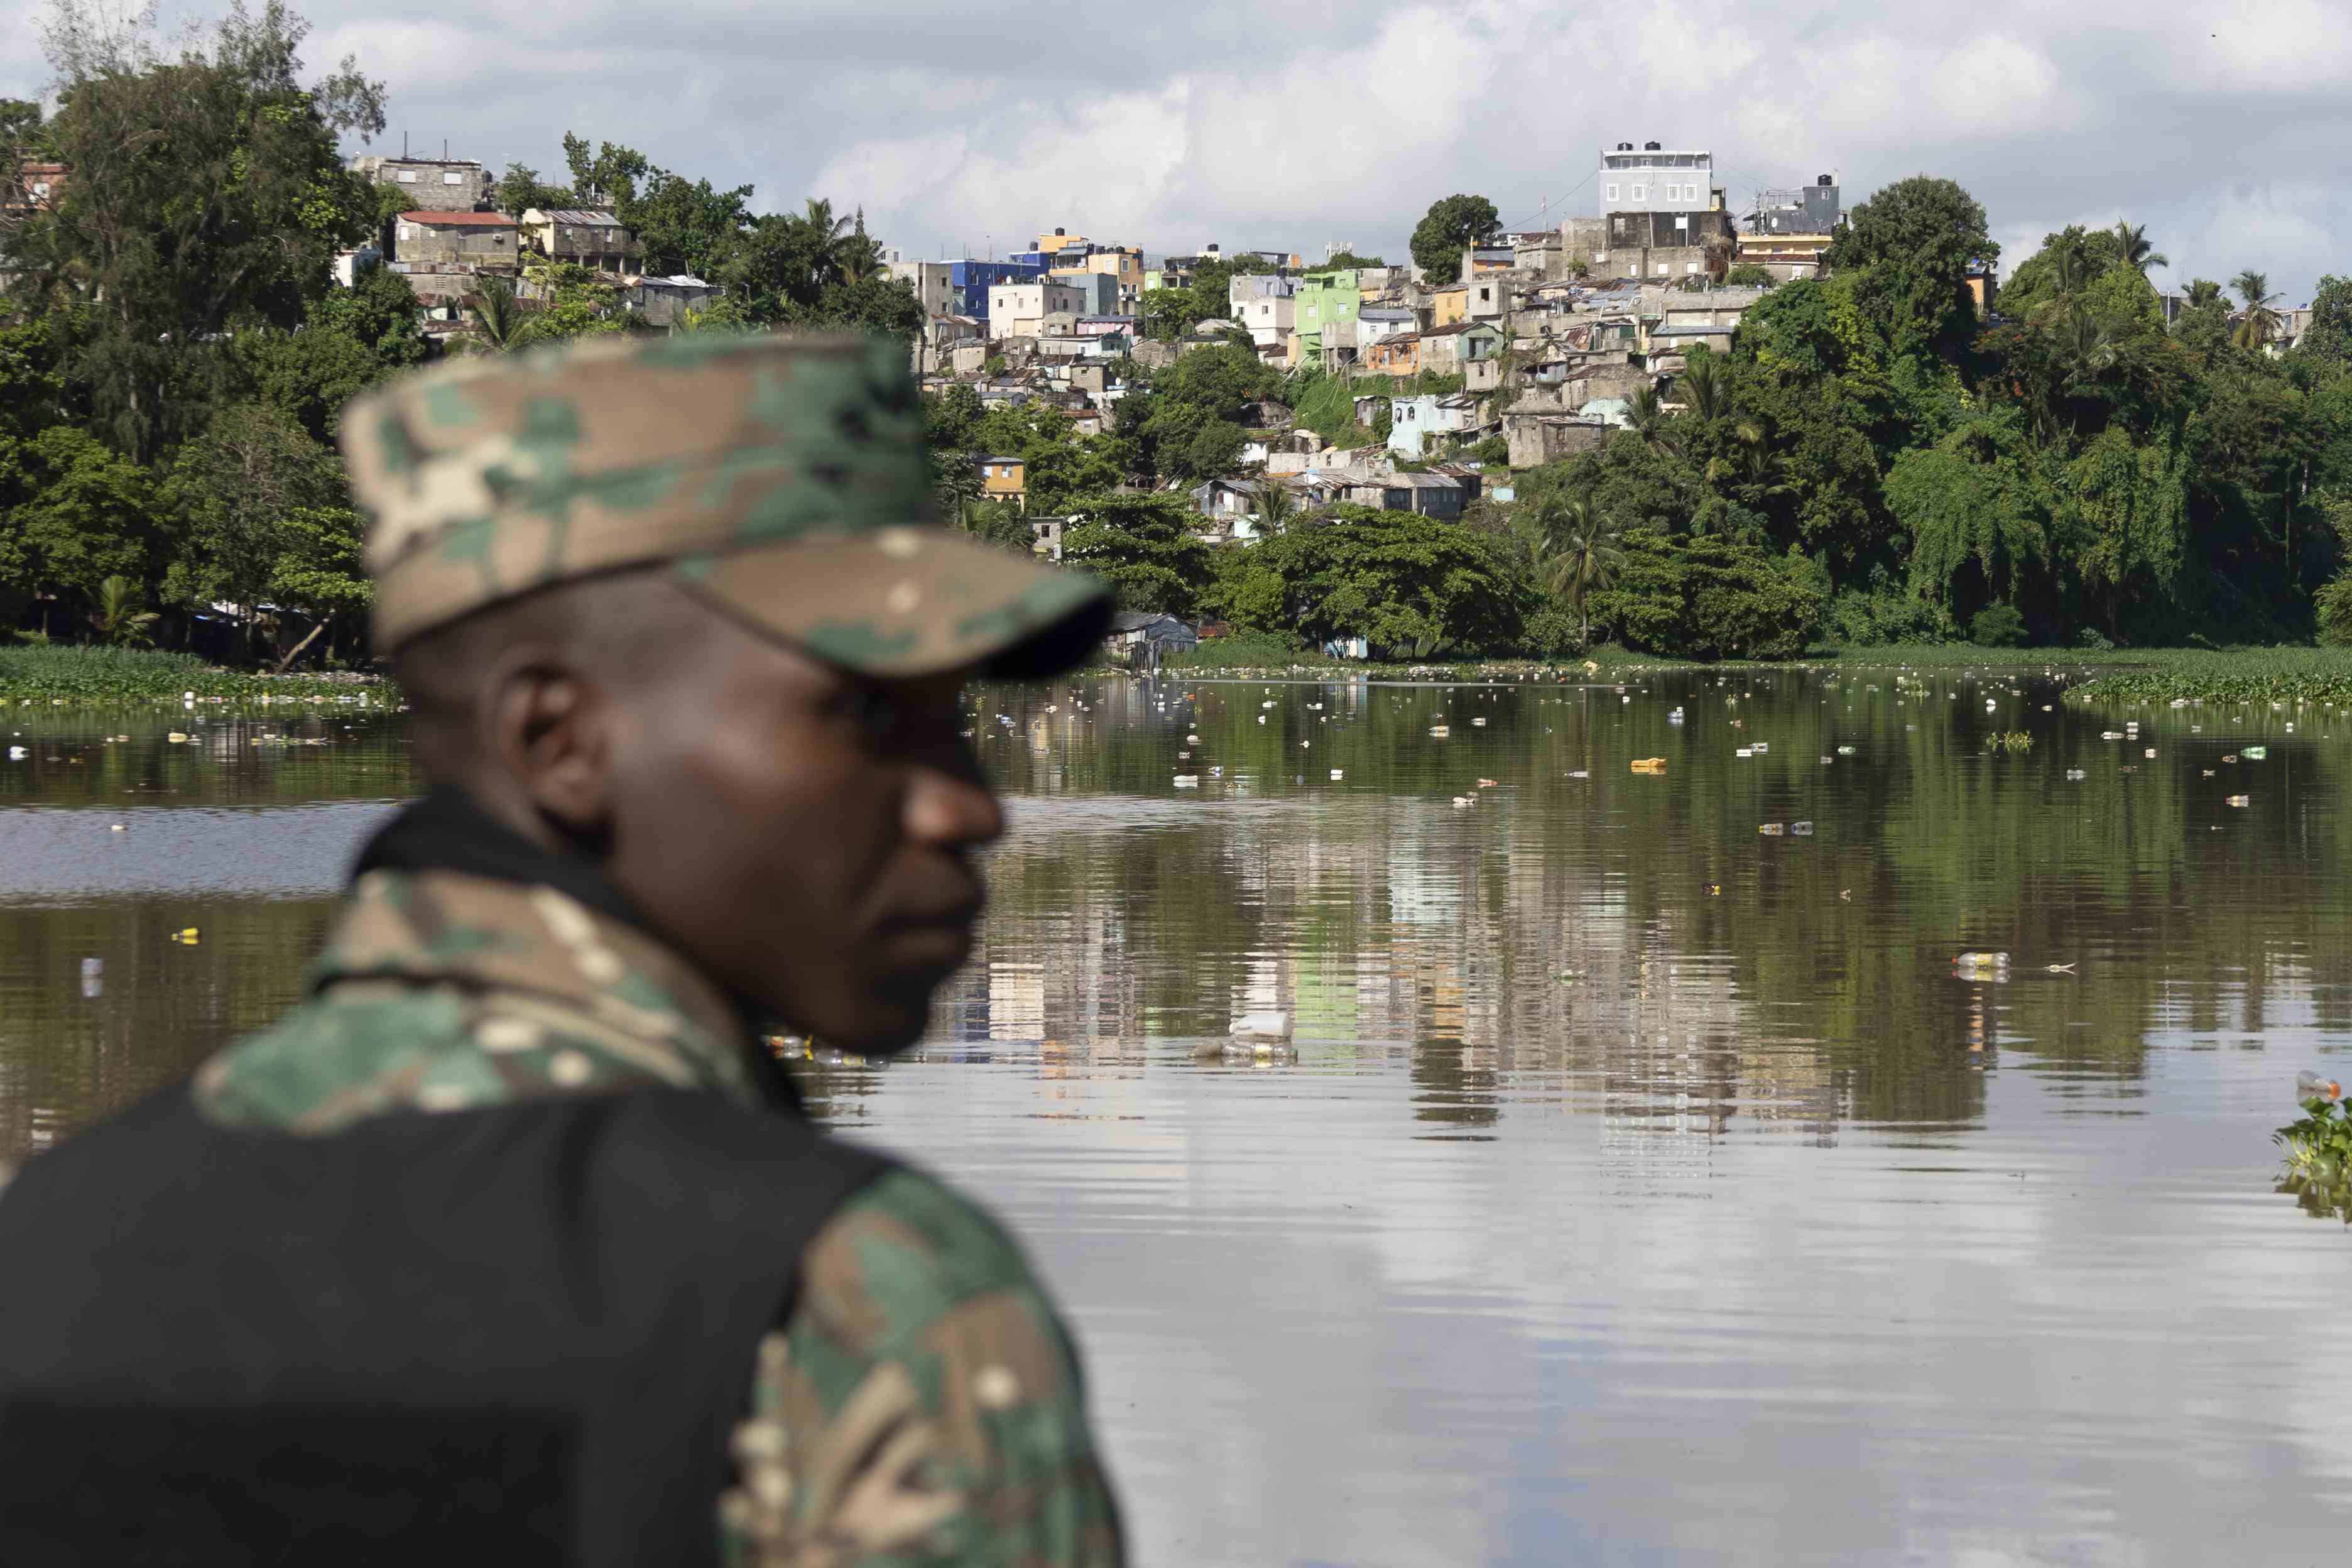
[197,868,1124,1567]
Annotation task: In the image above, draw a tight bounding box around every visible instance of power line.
[1501,166,1598,234]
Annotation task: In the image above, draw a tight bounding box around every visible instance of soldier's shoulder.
[192,980,696,1133]
[795,1165,1047,1339]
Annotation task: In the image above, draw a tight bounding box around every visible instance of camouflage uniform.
[16,332,1120,1563]
[195,869,1123,1566]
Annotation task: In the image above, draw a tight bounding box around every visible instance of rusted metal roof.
[400,210,516,227]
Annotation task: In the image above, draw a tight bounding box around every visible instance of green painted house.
[1295,270,1362,360]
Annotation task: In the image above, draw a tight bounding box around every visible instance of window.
[1631,183,1647,201]
[1605,183,1619,204]
[1478,287,1490,302]
[395,170,418,183]
[1685,262,1701,275]
[442,172,465,185]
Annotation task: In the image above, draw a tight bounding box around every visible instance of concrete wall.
[393,217,519,268]
[1505,415,1609,470]
[355,156,491,212]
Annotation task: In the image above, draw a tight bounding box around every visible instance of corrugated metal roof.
[400,210,515,227]
[533,209,625,226]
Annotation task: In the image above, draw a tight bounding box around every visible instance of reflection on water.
[2,675,2348,1562]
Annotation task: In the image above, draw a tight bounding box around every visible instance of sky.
[6,0,2352,303]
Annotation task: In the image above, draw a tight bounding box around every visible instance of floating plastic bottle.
[2296,1070,2343,1103]
[80,957,102,999]
[2244,746,2268,760]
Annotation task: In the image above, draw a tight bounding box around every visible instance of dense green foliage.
[1584,530,1826,660]
[1409,194,1500,286]
[0,642,380,699]
[0,3,923,673]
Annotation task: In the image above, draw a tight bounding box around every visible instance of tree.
[493,161,574,220]
[466,275,526,351]
[2112,221,2167,276]
[1890,415,2050,619]
[2233,270,2282,352]
[18,1,388,462]
[1324,251,1385,269]
[162,401,352,650]
[0,427,167,623]
[2299,275,2352,367]
[1235,504,1533,656]
[1821,175,1995,357]
[1723,263,1777,290]
[1248,479,1300,537]
[1528,496,1623,646]
[89,574,159,645]
[1584,528,1826,659]
[1409,194,1500,286]
[1059,493,1214,616]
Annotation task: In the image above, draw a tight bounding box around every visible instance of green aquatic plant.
[0,645,386,703]
[2275,1074,2351,1224]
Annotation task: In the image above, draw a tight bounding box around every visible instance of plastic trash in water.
[1735,746,1754,758]
[1758,822,1785,836]
[1173,775,1200,788]
[1186,734,1200,743]
[1629,758,1666,774]
[1836,744,1856,756]
[1471,717,1488,726]
[1329,769,1344,780]
[1231,1011,1291,1042]
[1566,769,1589,779]
[80,957,102,998]
[6,746,23,761]
[2244,746,2268,760]
[1452,795,1476,807]
[2065,768,2088,780]
[1791,822,1815,836]
[170,927,200,945]
[2226,795,2250,807]
[2296,1070,2343,1103]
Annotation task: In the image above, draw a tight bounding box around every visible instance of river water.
[2,670,2346,1564]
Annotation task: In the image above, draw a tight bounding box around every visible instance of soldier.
[0,333,1123,1567]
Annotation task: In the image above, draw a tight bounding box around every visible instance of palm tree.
[1532,497,1624,647]
[2232,270,2281,351]
[90,576,158,647]
[1626,384,1667,445]
[467,275,524,351]
[2111,221,2167,275]
[2186,279,2223,309]
[793,199,863,287]
[1674,352,1730,423]
[1248,479,1300,538]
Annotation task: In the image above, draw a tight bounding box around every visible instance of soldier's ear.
[480,651,618,843]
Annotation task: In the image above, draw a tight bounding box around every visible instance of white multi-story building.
[1599,141,1715,216]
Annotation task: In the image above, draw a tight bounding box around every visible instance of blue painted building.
[950,258,1046,322]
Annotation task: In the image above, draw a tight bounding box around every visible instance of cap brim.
[670,528,1114,680]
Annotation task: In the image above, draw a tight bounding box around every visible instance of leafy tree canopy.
[1409,194,1500,285]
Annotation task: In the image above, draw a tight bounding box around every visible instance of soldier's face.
[601,616,1001,1052]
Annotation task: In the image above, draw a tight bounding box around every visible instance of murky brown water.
[3,673,2348,1564]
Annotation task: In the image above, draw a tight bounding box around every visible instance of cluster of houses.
[340,150,721,346]
[917,144,1856,569]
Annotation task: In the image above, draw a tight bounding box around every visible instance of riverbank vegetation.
[0,644,386,701]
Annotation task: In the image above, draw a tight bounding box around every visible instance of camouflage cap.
[339,331,1109,677]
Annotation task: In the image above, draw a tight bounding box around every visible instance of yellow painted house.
[1430,285,1470,327]
[978,455,1026,508]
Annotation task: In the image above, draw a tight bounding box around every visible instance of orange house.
[1361,332,1421,376]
